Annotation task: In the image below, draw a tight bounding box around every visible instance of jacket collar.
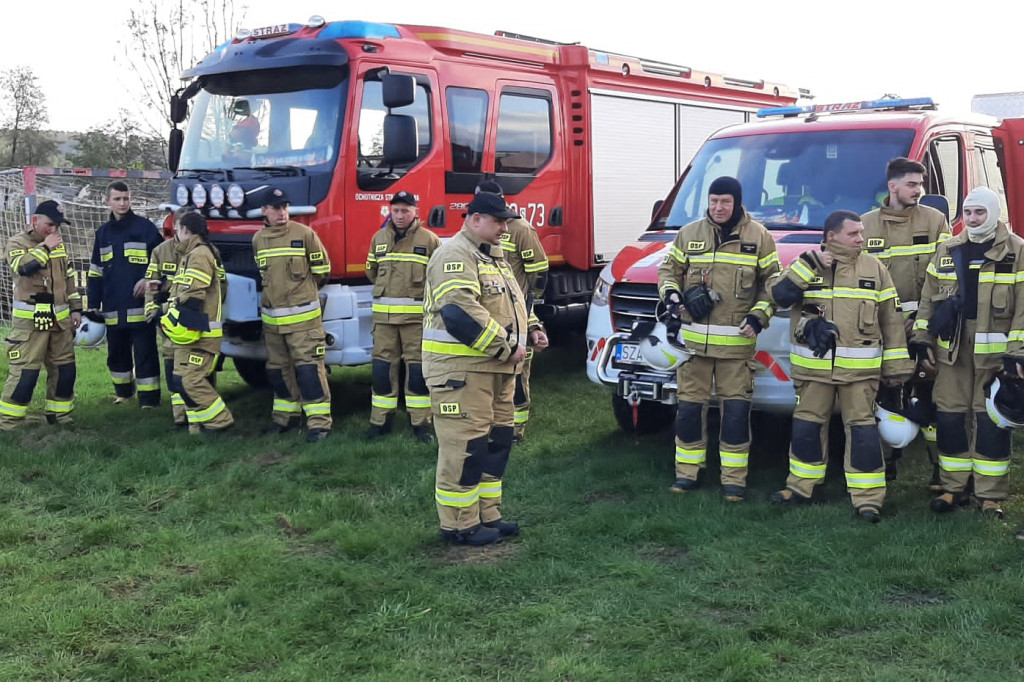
[947,221,1012,261]
[459,225,502,258]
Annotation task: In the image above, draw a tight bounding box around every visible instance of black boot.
[440,524,502,546]
[367,413,395,440]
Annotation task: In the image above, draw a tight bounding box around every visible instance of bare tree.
[0,66,50,166]
[120,0,245,140]
[69,109,166,170]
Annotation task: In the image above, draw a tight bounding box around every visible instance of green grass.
[2,331,1024,680]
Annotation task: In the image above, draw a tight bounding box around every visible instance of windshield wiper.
[231,166,307,177]
[177,168,229,180]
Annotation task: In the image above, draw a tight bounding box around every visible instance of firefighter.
[911,187,1024,518]
[656,176,780,502]
[87,181,164,408]
[145,207,191,429]
[475,180,550,443]
[1,201,82,430]
[767,211,913,522]
[160,212,234,434]
[424,191,538,546]
[860,157,950,484]
[253,187,333,443]
[366,191,442,442]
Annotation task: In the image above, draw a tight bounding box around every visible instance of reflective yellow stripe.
[939,455,973,472]
[261,308,321,326]
[45,399,74,413]
[759,252,780,269]
[523,260,549,273]
[675,446,706,464]
[472,319,503,352]
[845,471,886,489]
[187,397,227,423]
[973,459,1009,476]
[720,452,749,468]
[479,480,502,499]
[432,278,480,301]
[380,253,430,265]
[303,402,331,417]
[435,486,480,508]
[372,302,423,314]
[514,409,530,425]
[181,268,212,285]
[406,395,431,409]
[372,395,399,409]
[789,458,826,479]
[791,260,816,283]
[256,247,306,259]
[669,245,688,264]
[273,399,302,414]
[0,401,29,417]
[926,262,957,281]
[422,340,489,357]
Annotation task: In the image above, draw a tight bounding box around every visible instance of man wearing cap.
[1,201,83,430]
[657,176,780,502]
[365,191,442,442]
[423,191,533,546]
[860,157,950,484]
[911,187,1024,519]
[87,181,164,408]
[475,180,550,443]
[253,187,334,442]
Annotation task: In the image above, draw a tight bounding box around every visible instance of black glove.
[84,310,105,324]
[908,341,933,365]
[154,290,170,305]
[800,316,840,358]
[798,250,825,271]
[682,284,715,322]
[1004,355,1024,377]
[741,314,763,334]
[927,295,961,341]
[662,289,683,319]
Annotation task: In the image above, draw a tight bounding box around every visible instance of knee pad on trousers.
[407,362,427,395]
[172,374,198,408]
[10,368,40,404]
[676,401,703,443]
[513,374,527,405]
[975,411,1011,459]
[458,434,490,486]
[372,359,392,395]
[791,418,824,463]
[266,368,291,400]
[849,424,883,471]
[936,411,968,454]
[484,426,514,478]
[55,363,76,398]
[720,399,751,446]
[295,364,325,401]
[164,358,176,392]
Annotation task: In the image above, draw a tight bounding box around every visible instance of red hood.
[611,229,820,283]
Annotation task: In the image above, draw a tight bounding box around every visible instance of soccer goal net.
[0,167,171,323]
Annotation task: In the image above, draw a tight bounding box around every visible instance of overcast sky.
[2,0,1020,132]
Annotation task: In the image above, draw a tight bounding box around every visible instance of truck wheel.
[611,395,674,434]
[233,357,269,388]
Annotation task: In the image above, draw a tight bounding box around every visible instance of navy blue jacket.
[87,210,163,327]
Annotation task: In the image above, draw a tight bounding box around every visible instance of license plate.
[614,343,643,364]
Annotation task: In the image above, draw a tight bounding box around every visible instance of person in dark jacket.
[86,181,164,407]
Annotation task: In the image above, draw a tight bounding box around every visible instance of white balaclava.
[962,187,1001,243]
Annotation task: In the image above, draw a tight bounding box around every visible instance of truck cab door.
[992,118,1024,233]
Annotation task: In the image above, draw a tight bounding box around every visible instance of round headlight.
[209,184,225,208]
[175,185,189,206]
[227,184,244,209]
[192,184,207,209]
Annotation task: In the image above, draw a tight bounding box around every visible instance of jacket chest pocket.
[480,275,507,298]
[288,256,309,282]
[991,283,1012,319]
[857,300,878,334]
[734,266,755,297]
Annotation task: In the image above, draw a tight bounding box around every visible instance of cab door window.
[356,75,432,189]
[495,90,552,175]
[923,135,963,222]
[975,137,1009,222]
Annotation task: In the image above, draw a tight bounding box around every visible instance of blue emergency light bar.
[757,97,935,118]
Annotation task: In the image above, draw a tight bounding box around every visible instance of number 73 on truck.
[162,16,800,385]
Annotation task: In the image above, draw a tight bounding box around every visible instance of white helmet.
[75,319,106,349]
[638,321,693,371]
[875,405,919,448]
[986,377,1024,430]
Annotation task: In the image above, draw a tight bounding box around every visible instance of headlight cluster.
[592,275,613,307]
[175,183,246,210]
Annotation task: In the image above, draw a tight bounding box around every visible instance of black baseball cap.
[475,180,504,197]
[465,192,517,220]
[34,200,70,225]
[390,191,417,207]
[262,187,290,207]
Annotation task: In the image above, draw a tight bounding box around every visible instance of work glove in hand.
[800,316,840,358]
[741,314,763,334]
[682,284,715,322]
[927,295,961,341]
[662,289,683,319]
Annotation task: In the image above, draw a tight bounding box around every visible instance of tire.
[233,357,269,388]
[611,395,675,434]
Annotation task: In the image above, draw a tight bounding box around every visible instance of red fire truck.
[164,17,799,385]
[585,97,1024,433]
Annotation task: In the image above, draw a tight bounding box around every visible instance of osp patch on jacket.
[443,262,464,273]
[687,240,706,251]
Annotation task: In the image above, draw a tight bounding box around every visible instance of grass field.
[2,333,1024,681]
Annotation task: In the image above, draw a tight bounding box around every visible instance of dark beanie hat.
[708,176,742,205]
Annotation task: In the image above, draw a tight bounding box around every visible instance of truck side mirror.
[382,74,415,109]
[383,114,418,165]
[170,94,188,125]
[651,199,664,220]
[168,128,184,172]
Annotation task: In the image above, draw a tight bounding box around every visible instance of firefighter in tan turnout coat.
[366,191,441,442]
[657,176,779,502]
[423,192,546,546]
[767,211,913,522]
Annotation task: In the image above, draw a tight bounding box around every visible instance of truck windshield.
[659,128,915,230]
[179,76,347,174]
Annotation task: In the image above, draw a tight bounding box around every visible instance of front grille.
[610,282,659,333]
[209,235,260,285]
